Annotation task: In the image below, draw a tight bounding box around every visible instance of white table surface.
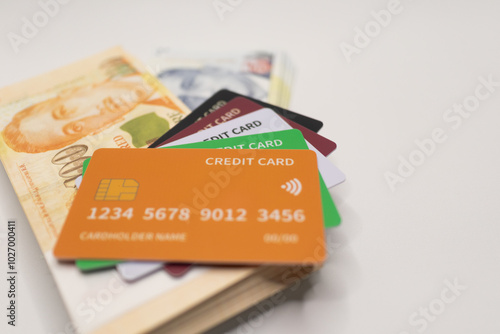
[1,1,499,333]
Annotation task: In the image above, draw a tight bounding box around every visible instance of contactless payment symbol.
[281,178,302,196]
[94,179,139,201]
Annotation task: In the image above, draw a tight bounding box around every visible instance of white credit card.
[117,261,164,282]
[161,108,345,188]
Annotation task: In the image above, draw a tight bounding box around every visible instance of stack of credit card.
[54,90,345,283]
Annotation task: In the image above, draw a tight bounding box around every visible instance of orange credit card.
[53,148,326,265]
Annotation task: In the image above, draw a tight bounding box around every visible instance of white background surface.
[1,0,499,333]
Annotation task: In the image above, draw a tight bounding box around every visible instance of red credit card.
[156,97,337,156]
[165,263,192,277]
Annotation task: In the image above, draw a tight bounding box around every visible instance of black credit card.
[148,89,323,148]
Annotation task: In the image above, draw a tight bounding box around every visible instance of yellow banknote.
[0,47,190,251]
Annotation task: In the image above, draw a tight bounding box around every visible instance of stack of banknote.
[0,47,322,334]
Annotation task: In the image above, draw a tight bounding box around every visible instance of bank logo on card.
[95,179,139,201]
[281,178,302,196]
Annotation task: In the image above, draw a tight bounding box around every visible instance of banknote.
[0,46,190,252]
[147,49,293,110]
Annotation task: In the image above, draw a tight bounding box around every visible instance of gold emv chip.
[94,179,139,201]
